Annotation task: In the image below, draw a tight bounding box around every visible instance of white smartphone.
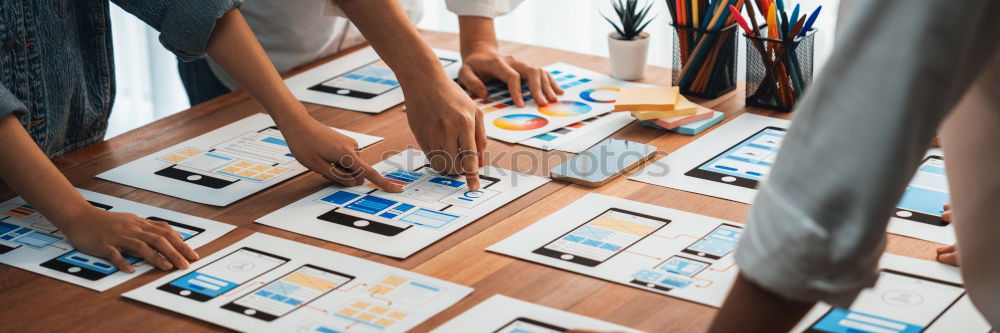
[550,138,658,187]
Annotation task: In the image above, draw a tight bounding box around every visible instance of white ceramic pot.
[607,31,650,81]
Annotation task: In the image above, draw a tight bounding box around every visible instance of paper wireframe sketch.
[98,113,383,206]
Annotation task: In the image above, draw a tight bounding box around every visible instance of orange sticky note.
[614,86,680,111]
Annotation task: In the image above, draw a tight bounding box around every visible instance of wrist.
[51,204,105,234]
[462,41,500,59]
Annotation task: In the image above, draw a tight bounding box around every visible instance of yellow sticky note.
[375,318,396,327]
[614,86,680,111]
[370,306,389,315]
[388,311,408,320]
[338,308,359,317]
[357,313,377,322]
[382,276,406,287]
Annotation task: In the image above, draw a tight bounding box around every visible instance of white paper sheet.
[431,294,643,333]
[123,233,472,332]
[886,149,955,244]
[479,63,651,143]
[0,189,234,291]
[257,149,550,258]
[629,113,790,204]
[284,47,462,113]
[790,253,991,333]
[518,111,635,153]
[488,193,742,307]
[98,114,383,207]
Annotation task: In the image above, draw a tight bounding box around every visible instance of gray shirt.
[734,0,1000,325]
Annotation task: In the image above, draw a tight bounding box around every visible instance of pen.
[798,5,821,37]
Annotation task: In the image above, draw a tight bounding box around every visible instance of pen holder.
[744,26,816,112]
[671,23,738,99]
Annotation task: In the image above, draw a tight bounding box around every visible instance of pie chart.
[538,101,593,117]
[579,87,620,103]
[493,114,549,131]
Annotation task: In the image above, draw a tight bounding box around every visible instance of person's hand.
[459,44,563,107]
[60,208,199,273]
[281,115,402,192]
[403,76,486,191]
[935,203,957,266]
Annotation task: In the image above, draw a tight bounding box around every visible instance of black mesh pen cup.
[671,23,738,99]
[745,26,816,112]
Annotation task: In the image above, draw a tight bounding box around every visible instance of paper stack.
[614,86,724,135]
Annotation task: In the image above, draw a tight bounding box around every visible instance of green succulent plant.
[603,0,656,40]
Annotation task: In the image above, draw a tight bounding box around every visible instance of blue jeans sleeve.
[0,83,27,123]
[111,0,243,61]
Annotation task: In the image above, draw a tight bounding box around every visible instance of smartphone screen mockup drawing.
[630,255,712,292]
[681,224,743,260]
[894,156,949,226]
[0,200,112,255]
[221,264,354,321]
[317,169,498,237]
[40,217,203,280]
[158,247,289,302]
[533,208,670,267]
[309,58,457,99]
[154,126,293,189]
[685,126,786,189]
[493,317,567,333]
[806,269,965,333]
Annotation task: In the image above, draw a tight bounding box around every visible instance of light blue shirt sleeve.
[111,0,244,61]
[445,0,524,18]
[734,0,1000,306]
[0,83,27,123]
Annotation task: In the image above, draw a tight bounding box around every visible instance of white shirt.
[734,0,1000,326]
[208,0,523,90]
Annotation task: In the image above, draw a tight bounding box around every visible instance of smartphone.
[316,173,498,236]
[158,247,290,302]
[221,264,354,321]
[894,156,949,226]
[550,138,657,187]
[806,269,965,333]
[0,200,110,255]
[682,224,744,260]
[631,255,712,292]
[40,217,203,280]
[494,317,567,333]
[533,208,670,267]
[685,126,786,189]
[309,58,457,99]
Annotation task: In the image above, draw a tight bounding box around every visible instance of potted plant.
[604,0,655,80]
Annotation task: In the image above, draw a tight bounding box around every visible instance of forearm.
[335,0,450,87]
[458,16,498,58]
[709,274,813,332]
[205,9,312,128]
[0,115,98,228]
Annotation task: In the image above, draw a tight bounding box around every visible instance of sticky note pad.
[673,111,724,135]
[653,107,714,129]
[614,87,680,111]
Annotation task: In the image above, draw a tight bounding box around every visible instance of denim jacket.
[0,0,241,158]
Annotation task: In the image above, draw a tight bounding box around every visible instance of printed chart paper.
[489,193,742,307]
[629,113,790,204]
[285,46,462,113]
[479,63,650,143]
[887,151,955,244]
[519,111,635,153]
[791,254,991,333]
[124,233,472,332]
[98,114,383,206]
[431,295,643,333]
[0,189,234,291]
[258,149,550,258]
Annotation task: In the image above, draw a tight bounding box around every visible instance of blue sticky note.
[673,111,724,135]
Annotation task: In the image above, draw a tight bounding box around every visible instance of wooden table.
[0,31,941,332]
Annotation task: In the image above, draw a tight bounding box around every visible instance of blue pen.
[789,4,800,36]
[798,5,822,37]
